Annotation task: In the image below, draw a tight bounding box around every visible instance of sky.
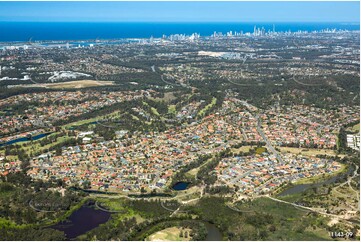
[0,1,359,23]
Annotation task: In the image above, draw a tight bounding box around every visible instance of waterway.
[0,132,52,147]
[278,165,354,197]
[204,222,223,241]
[50,205,110,240]
[172,181,190,191]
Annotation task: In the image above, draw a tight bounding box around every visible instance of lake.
[50,205,110,240]
[172,181,190,191]
[0,132,52,147]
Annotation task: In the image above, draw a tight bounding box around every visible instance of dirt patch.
[15,80,115,89]
[147,227,192,241]
[44,80,115,89]
[278,147,343,157]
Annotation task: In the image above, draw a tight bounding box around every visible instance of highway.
[151,65,180,86]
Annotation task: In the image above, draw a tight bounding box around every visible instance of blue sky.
[0,1,359,22]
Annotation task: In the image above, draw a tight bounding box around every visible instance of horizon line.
[0,20,359,24]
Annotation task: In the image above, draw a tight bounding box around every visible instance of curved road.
[263,195,357,225]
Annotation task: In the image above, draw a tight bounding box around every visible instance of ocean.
[0,22,359,42]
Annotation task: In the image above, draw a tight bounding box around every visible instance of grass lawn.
[255,147,267,154]
[0,154,18,161]
[96,197,128,212]
[0,131,72,158]
[186,168,198,177]
[143,101,160,117]
[347,123,360,133]
[62,110,121,129]
[175,186,201,202]
[22,135,72,155]
[293,163,347,185]
[197,97,217,118]
[131,114,140,121]
[62,117,99,129]
[278,147,344,157]
[149,92,177,102]
[168,105,177,114]
[231,145,253,153]
[150,107,160,116]
[185,156,214,178]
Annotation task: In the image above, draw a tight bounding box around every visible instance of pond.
[0,132,52,147]
[278,165,354,197]
[50,205,110,240]
[172,182,190,191]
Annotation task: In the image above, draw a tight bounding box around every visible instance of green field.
[22,135,71,155]
[347,123,360,133]
[95,197,129,212]
[255,147,267,154]
[278,146,344,157]
[150,107,160,116]
[197,97,217,118]
[168,104,177,114]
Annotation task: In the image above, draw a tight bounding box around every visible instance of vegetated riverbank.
[40,197,91,227]
[293,163,348,185]
[0,187,89,240]
[275,163,353,197]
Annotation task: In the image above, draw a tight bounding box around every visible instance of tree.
[55,146,62,156]
[83,180,91,189]
[268,225,276,232]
